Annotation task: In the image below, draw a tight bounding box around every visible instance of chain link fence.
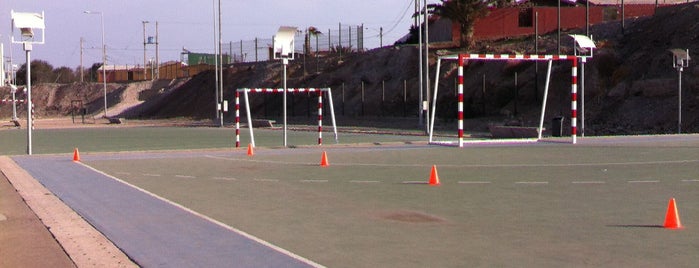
[221,23,365,63]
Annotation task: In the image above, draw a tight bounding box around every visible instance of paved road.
[13,156,321,268]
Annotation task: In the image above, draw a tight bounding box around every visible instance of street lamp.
[11,9,45,155]
[273,26,297,147]
[669,48,690,134]
[84,10,108,119]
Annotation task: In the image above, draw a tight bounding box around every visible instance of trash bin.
[552,116,565,137]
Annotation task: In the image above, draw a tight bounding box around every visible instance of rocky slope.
[1,3,697,135]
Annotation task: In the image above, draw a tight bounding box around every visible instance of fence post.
[361,81,365,116]
[404,79,408,116]
[255,38,258,62]
[381,80,385,117]
[482,74,486,113]
[341,83,345,116]
[348,25,352,52]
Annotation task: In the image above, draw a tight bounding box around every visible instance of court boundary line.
[204,155,699,168]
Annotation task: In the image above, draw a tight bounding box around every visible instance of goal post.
[235,88,338,148]
[429,53,579,147]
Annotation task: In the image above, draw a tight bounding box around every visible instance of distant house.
[426,0,680,48]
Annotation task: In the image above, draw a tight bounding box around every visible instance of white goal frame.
[429,53,579,147]
[235,88,338,148]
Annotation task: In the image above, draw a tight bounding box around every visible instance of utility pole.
[379,27,383,47]
[143,21,147,80]
[418,0,423,127]
[155,21,159,79]
[0,42,4,86]
[79,37,84,82]
[212,0,219,124]
[424,0,430,134]
[218,0,224,127]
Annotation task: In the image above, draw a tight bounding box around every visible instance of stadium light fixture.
[11,10,45,155]
[273,26,297,147]
[669,48,690,134]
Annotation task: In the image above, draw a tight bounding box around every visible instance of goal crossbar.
[235,88,338,148]
[430,54,579,147]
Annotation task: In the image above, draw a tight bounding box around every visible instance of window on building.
[519,8,533,28]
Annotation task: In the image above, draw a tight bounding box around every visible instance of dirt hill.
[2,3,697,135]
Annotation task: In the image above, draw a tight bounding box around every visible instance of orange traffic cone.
[320,151,329,167]
[429,165,440,186]
[247,144,254,156]
[72,148,80,162]
[664,198,683,229]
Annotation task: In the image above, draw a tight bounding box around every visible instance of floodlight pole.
[218,0,224,127]
[24,43,32,154]
[677,68,682,133]
[283,58,288,147]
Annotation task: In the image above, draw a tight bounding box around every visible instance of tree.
[15,60,55,85]
[53,67,77,84]
[427,0,508,48]
[304,26,322,56]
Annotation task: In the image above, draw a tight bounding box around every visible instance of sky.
[1,0,433,69]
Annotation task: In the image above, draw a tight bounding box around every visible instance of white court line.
[175,175,196,179]
[628,180,659,183]
[254,178,279,182]
[300,180,328,183]
[572,181,606,184]
[143,173,161,177]
[515,181,549,185]
[349,180,380,183]
[402,181,428,184]
[212,177,237,181]
[682,179,699,182]
[205,155,699,168]
[457,181,492,184]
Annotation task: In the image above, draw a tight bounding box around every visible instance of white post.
[326,88,339,143]
[538,60,553,140]
[11,86,17,121]
[429,57,442,142]
[581,57,586,137]
[243,89,255,147]
[282,59,288,147]
[678,68,682,134]
[24,43,32,155]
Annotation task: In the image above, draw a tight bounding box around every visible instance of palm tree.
[305,26,322,56]
[427,0,508,48]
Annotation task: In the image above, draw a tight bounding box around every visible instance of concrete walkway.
[10,155,320,268]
